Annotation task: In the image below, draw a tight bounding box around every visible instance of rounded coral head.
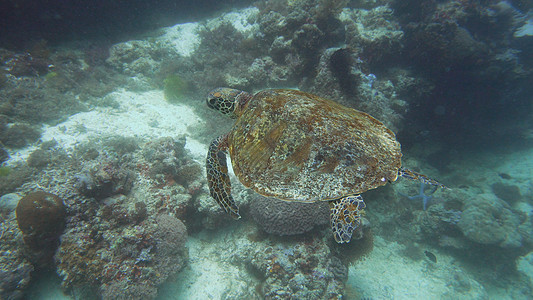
[16,191,66,237]
[206,87,251,119]
[16,191,66,257]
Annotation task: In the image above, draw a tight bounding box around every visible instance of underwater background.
[0,0,532,299]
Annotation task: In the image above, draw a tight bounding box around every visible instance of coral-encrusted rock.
[153,213,188,254]
[304,47,404,132]
[56,204,188,300]
[0,215,34,300]
[259,11,288,40]
[16,191,66,266]
[100,214,188,299]
[142,137,202,188]
[76,159,135,200]
[340,6,404,66]
[250,195,329,236]
[194,182,251,230]
[1,123,41,149]
[247,239,346,298]
[305,47,356,103]
[106,40,158,76]
[458,193,522,248]
[292,24,325,54]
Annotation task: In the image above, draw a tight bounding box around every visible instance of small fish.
[498,172,511,179]
[424,250,437,263]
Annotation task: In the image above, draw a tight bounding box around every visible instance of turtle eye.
[207,97,219,109]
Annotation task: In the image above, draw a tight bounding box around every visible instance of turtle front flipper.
[330,195,366,243]
[399,167,447,189]
[206,135,240,219]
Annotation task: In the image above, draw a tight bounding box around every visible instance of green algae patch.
[164,74,188,103]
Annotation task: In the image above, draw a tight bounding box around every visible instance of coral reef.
[250,195,329,236]
[246,238,347,298]
[0,1,531,298]
[0,146,8,163]
[301,4,409,131]
[392,0,532,147]
[0,165,33,195]
[0,42,128,123]
[56,196,188,299]
[0,214,34,300]
[106,40,160,77]
[26,140,63,169]
[103,1,407,105]
[5,50,53,77]
[76,157,136,200]
[340,5,404,67]
[0,123,41,149]
[141,137,202,189]
[303,47,357,104]
[0,165,10,176]
[418,202,464,248]
[331,227,375,265]
[0,133,203,298]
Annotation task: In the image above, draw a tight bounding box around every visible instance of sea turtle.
[206,88,445,243]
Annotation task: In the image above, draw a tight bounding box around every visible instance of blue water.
[0,1,532,299]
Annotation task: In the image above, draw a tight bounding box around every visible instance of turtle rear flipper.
[399,167,447,189]
[206,136,240,219]
[330,195,366,243]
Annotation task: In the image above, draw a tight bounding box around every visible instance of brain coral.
[250,195,329,236]
[458,193,522,248]
[16,191,66,238]
[16,191,66,265]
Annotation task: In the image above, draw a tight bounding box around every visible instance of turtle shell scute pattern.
[228,89,402,202]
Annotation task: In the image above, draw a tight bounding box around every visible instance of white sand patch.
[225,7,259,34]
[160,22,201,57]
[446,148,533,209]
[6,89,207,164]
[497,149,533,191]
[158,7,259,58]
[205,7,259,37]
[347,236,486,299]
[517,251,533,289]
[157,230,255,300]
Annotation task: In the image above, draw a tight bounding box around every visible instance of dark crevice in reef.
[329,48,358,100]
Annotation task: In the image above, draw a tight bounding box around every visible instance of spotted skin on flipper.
[206,135,240,219]
[330,195,366,243]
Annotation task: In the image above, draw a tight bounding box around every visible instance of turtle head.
[207,87,252,119]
